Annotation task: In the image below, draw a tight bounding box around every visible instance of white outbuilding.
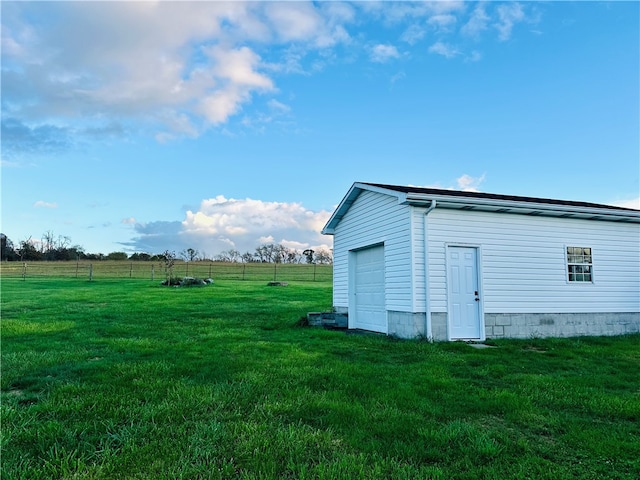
[322,182,640,340]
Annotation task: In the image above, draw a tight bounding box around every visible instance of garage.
[323,182,640,340]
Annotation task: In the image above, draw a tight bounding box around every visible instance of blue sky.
[2,1,638,257]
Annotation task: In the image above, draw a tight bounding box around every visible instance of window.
[566,246,593,282]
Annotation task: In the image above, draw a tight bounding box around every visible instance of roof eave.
[421,195,640,223]
[322,183,640,234]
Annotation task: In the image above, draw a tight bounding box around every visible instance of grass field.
[0,260,332,283]
[1,278,639,479]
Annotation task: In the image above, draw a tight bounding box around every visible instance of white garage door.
[353,245,387,333]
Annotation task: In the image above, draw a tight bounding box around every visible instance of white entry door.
[352,245,387,333]
[447,246,482,339]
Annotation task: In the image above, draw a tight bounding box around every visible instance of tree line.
[0,232,332,265]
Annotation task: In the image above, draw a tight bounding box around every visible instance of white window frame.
[566,246,594,283]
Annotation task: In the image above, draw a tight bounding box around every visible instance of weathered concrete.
[321,308,639,340]
[307,312,348,329]
[484,312,640,339]
[431,313,448,341]
[387,311,427,339]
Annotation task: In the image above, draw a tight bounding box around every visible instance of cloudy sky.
[2,1,638,256]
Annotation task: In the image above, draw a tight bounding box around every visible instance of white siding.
[410,206,427,311]
[427,209,640,313]
[332,190,414,311]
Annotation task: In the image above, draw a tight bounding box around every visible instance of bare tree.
[41,230,55,254]
[159,250,177,282]
[215,249,241,262]
[314,248,333,265]
[180,248,200,262]
[241,251,255,263]
[303,249,314,264]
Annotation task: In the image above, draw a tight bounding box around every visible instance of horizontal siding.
[428,209,640,313]
[332,190,413,311]
[411,207,427,311]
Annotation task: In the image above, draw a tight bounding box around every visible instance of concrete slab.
[468,343,497,349]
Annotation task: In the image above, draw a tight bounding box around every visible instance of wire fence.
[0,261,333,283]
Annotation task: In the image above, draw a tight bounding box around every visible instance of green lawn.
[1,278,639,479]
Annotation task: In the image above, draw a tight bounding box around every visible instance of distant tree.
[314,248,333,265]
[0,234,18,261]
[68,245,86,260]
[241,251,255,263]
[215,249,241,262]
[52,245,81,261]
[16,237,42,261]
[281,247,295,263]
[255,243,290,263]
[159,250,176,282]
[180,248,200,262]
[41,230,55,256]
[130,252,152,261]
[106,252,128,261]
[215,250,233,262]
[253,244,269,263]
[302,249,314,264]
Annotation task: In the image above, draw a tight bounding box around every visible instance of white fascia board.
[405,193,640,223]
[321,183,364,234]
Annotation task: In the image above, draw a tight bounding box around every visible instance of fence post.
[76,257,80,278]
[89,264,93,282]
[313,263,316,282]
[242,263,246,281]
[22,262,27,281]
[186,262,189,277]
[151,265,155,281]
[130,262,133,278]
[273,262,277,281]
[209,263,212,279]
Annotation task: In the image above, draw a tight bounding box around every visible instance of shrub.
[161,277,214,287]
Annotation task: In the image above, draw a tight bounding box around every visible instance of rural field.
[0,260,333,283]
[1,276,639,479]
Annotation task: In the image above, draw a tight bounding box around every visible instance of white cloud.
[265,1,350,48]
[121,217,137,225]
[197,45,275,125]
[609,198,640,210]
[370,44,401,63]
[428,14,457,30]
[461,4,490,38]
[122,196,334,255]
[495,3,526,41]
[428,41,460,59]
[411,173,487,192]
[390,71,406,84]
[267,99,291,114]
[400,24,426,45]
[466,50,483,63]
[360,1,464,25]
[2,0,537,149]
[1,1,353,142]
[33,200,57,208]
[456,174,486,192]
